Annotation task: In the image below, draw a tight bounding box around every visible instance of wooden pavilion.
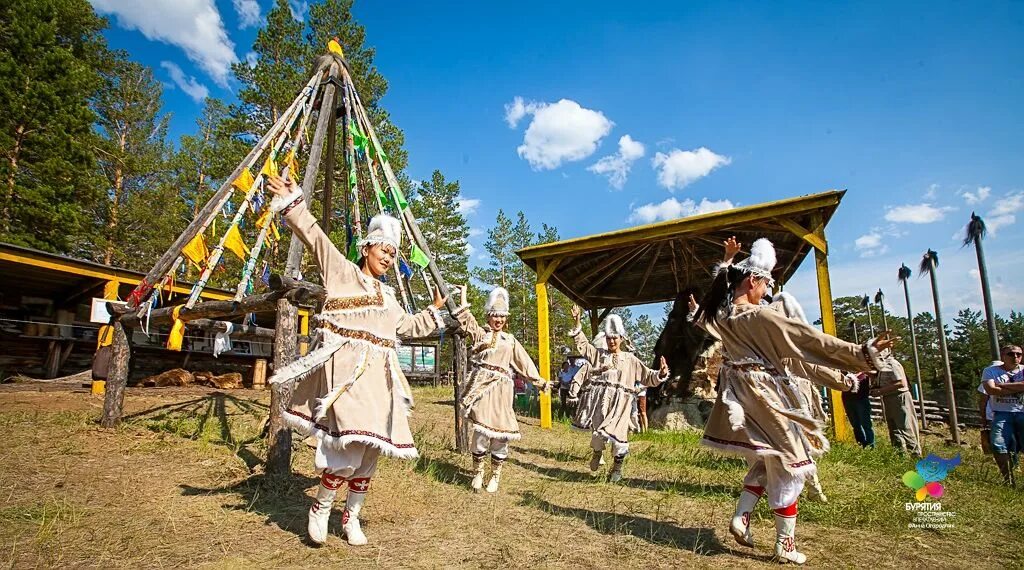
[515,189,853,441]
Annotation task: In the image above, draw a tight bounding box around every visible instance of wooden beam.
[595,244,652,295]
[583,244,649,295]
[776,217,827,254]
[668,242,681,293]
[536,257,561,284]
[517,190,844,261]
[121,290,291,328]
[637,242,664,297]
[574,247,638,286]
[536,272,552,429]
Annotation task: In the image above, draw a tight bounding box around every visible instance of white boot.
[486,457,503,493]
[589,450,603,472]
[342,488,368,546]
[729,486,762,548]
[608,455,625,483]
[773,509,807,564]
[308,473,344,545]
[470,454,486,492]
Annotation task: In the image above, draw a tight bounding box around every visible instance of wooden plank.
[668,241,681,293]
[575,247,639,287]
[252,358,267,390]
[453,332,469,452]
[776,217,827,254]
[536,257,561,284]
[517,190,844,261]
[637,242,664,297]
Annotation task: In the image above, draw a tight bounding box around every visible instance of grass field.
[0,383,1021,569]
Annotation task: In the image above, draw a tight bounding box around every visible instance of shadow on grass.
[181,473,324,544]
[125,391,267,472]
[413,453,472,488]
[507,457,736,497]
[513,445,584,463]
[518,491,747,558]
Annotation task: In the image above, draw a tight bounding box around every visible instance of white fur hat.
[603,314,627,338]
[774,291,808,324]
[735,237,777,284]
[359,214,403,252]
[485,287,510,316]
[592,332,607,350]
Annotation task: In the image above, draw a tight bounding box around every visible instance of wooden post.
[267,62,342,475]
[453,332,469,453]
[535,258,561,429]
[93,280,119,395]
[253,358,267,390]
[808,211,853,443]
[268,299,297,474]
[901,277,928,429]
[927,264,961,445]
[100,319,131,428]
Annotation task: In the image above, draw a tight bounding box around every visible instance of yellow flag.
[181,234,209,270]
[166,306,185,351]
[223,225,250,261]
[260,155,278,179]
[286,150,299,179]
[232,169,255,193]
[328,38,344,58]
[270,218,280,241]
[255,208,272,230]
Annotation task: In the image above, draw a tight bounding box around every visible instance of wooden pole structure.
[900,264,928,429]
[923,251,960,444]
[99,320,132,427]
[534,258,561,429]
[808,211,854,443]
[268,60,342,475]
[453,332,469,452]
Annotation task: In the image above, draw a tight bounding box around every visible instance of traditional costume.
[454,287,546,493]
[877,355,922,456]
[696,239,884,564]
[568,315,668,482]
[269,189,443,546]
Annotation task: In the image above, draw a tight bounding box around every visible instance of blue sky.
[90,0,1024,325]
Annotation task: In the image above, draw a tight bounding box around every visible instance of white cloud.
[588,134,646,190]
[507,98,614,170]
[468,227,484,238]
[923,183,939,200]
[961,185,991,205]
[985,191,1024,234]
[628,197,735,224]
[883,203,955,224]
[854,230,889,258]
[160,61,209,103]
[465,242,476,257]
[232,0,260,28]
[245,51,258,68]
[651,147,731,191]
[288,0,309,21]
[457,196,481,215]
[90,0,237,87]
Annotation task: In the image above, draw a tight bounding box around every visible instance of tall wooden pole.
[973,232,1001,361]
[267,61,342,475]
[925,255,960,444]
[900,270,927,428]
[810,211,853,443]
[453,332,469,452]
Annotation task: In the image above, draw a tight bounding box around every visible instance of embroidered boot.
[773,503,806,565]
[608,454,625,483]
[486,455,504,493]
[589,450,603,472]
[729,485,763,547]
[470,453,486,492]
[342,478,370,546]
[308,472,345,545]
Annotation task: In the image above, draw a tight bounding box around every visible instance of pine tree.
[474,209,516,291]
[92,58,171,268]
[0,0,110,252]
[408,170,469,300]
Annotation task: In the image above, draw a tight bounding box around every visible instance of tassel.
[213,322,233,358]
[166,306,185,351]
[313,348,369,421]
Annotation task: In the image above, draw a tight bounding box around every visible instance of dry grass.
[0,383,1020,569]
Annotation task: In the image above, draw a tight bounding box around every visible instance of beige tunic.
[701,303,876,476]
[786,359,854,423]
[274,196,442,460]
[455,309,544,440]
[569,329,664,444]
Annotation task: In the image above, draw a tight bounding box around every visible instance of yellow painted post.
[299,311,310,356]
[535,258,561,429]
[810,212,852,443]
[93,280,120,395]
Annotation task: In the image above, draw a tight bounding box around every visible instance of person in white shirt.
[982,345,1024,487]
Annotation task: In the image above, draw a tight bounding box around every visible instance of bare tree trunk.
[267,298,296,474]
[453,332,468,453]
[103,164,123,265]
[100,320,132,427]
[2,125,24,232]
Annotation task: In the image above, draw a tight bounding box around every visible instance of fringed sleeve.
[396,306,443,339]
[510,338,545,387]
[276,191,359,284]
[758,308,879,373]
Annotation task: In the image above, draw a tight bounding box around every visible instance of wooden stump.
[267,298,297,475]
[100,320,131,428]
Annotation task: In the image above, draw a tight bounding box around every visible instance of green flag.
[349,122,368,153]
[390,185,408,211]
[347,239,360,262]
[409,244,430,269]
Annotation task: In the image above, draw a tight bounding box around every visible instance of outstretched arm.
[269,175,355,282]
[758,308,893,373]
[569,304,599,364]
[397,287,447,338]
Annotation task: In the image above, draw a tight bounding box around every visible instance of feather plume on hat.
[485,287,510,316]
[359,214,403,252]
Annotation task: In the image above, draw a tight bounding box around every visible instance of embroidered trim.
[280,195,303,216]
[320,321,396,349]
[321,472,347,490]
[285,409,416,450]
[584,380,641,396]
[324,281,385,312]
[702,434,773,452]
[470,419,520,435]
[427,305,444,331]
[474,362,513,378]
[724,359,782,375]
[348,477,371,494]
